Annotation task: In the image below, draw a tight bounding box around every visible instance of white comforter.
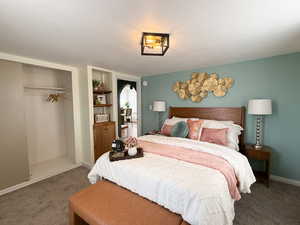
[88,135,255,225]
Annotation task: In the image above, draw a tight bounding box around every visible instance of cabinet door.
[0,60,30,190]
[104,123,115,152]
[94,125,105,161]
[94,122,116,162]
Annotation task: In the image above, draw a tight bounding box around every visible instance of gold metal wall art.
[172,72,234,102]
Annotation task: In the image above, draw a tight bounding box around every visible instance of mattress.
[88,135,255,225]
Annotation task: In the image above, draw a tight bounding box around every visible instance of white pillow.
[201,120,243,151]
[162,117,187,126]
[202,119,234,127]
[172,116,199,121]
[162,117,200,127]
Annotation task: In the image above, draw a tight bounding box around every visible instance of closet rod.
[24,86,66,91]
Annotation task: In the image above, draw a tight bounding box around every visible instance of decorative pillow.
[170,121,189,138]
[160,124,173,136]
[200,128,228,146]
[160,117,189,136]
[187,119,204,140]
[201,120,243,151]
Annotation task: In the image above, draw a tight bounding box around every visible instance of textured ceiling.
[0,0,300,76]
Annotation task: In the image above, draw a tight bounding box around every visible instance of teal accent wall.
[142,53,300,181]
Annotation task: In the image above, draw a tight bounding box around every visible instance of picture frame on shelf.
[95,94,106,105]
[95,113,109,123]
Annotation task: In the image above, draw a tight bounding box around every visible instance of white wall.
[78,67,92,165]
[62,73,75,162]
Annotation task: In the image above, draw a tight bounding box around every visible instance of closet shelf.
[94,104,113,107]
[24,86,66,92]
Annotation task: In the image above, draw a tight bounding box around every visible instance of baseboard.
[0,163,81,196]
[270,175,300,187]
[81,161,93,169]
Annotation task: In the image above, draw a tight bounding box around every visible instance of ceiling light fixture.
[141,32,169,56]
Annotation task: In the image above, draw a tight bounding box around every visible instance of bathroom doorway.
[117,79,138,138]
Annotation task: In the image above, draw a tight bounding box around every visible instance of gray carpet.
[0,167,299,225]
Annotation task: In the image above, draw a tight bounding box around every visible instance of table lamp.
[152,101,166,130]
[248,99,272,149]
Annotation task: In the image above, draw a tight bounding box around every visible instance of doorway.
[117,79,138,138]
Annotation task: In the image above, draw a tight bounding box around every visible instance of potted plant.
[92,79,100,91]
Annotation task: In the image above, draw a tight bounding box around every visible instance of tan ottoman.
[69,180,189,225]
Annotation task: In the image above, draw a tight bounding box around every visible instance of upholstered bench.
[69,180,189,225]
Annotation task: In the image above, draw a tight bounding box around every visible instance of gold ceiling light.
[141,32,169,56]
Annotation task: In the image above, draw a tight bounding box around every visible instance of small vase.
[98,82,105,92]
[128,147,137,156]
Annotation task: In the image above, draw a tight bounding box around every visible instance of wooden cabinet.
[245,144,271,187]
[94,122,116,162]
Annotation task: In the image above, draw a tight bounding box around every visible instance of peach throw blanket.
[138,140,241,200]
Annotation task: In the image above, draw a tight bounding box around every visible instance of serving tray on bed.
[109,148,144,162]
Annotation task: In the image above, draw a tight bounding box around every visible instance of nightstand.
[245,144,271,187]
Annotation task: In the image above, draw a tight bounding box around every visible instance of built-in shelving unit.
[93,85,115,162]
[86,66,115,163]
[80,65,141,166]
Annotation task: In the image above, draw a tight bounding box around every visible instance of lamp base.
[255,115,264,150]
[254,144,263,150]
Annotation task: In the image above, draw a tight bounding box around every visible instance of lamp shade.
[248,99,272,115]
[153,101,166,112]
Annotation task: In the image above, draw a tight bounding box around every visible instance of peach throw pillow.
[187,119,204,140]
[200,128,228,146]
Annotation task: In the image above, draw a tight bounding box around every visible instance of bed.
[88,107,255,225]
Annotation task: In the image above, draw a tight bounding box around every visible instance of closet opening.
[0,57,80,194]
[23,64,78,180]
